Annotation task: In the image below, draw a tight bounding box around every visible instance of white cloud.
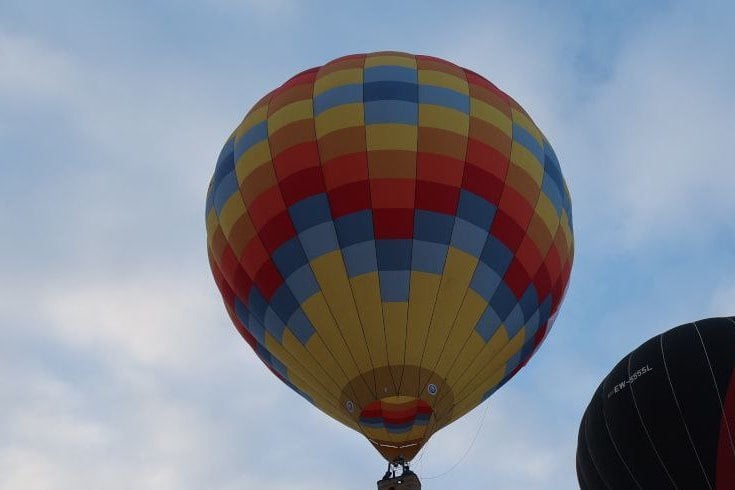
[569,5,735,246]
[710,283,735,318]
[38,274,221,368]
[0,33,77,99]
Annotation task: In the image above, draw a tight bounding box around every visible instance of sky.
[1,1,734,489]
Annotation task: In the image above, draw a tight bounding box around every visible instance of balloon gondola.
[206,51,573,485]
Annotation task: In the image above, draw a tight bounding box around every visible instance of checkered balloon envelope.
[206,51,574,462]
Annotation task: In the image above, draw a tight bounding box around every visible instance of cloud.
[568,4,735,247]
[0,33,77,100]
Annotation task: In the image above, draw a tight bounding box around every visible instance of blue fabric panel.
[538,296,553,323]
[289,193,332,232]
[414,210,454,244]
[269,285,300,322]
[470,261,502,302]
[505,303,525,337]
[512,123,543,163]
[247,287,268,323]
[246,312,266,346]
[385,421,415,434]
[457,190,496,230]
[299,222,339,259]
[376,239,412,270]
[418,85,470,113]
[264,306,286,341]
[481,385,499,402]
[269,354,288,379]
[475,305,502,342]
[213,171,239,214]
[360,419,383,429]
[545,141,572,226]
[287,308,315,344]
[235,297,264,345]
[518,284,539,321]
[364,65,417,83]
[503,350,523,377]
[342,241,378,277]
[479,236,514,276]
[411,240,447,274]
[313,84,362,115]
[490,280,516,320]
[363,81,418,103]
[285,264,320,302]
[541,173,564,215]
[519,337,537,364]
[284,378,313,404]
[272,238,309,278]
[450,218,487,257]
[211,136,235,190]
[524,309,541,339]
[334,210,374,247]
[234,120,268,161]
[365,100,418,125]
[543,141,564,190]
[379,270,410,301]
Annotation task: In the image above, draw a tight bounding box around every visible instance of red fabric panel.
[374,208,414,239]
[328,181,371,218]
[716,369,735,489]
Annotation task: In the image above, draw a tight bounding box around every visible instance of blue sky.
[2,1,734,488]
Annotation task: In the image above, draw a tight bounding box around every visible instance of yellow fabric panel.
[235,140,271,183]
[264,331,337,402]
[366,124,418,151]
[418,70,468,94]
[404,272,442,367]
[452,327,526,405]
[235,105,268,139]
[301,293,362,383]
[206,208,219,246]
[470,98,513,136]
[511,108,543,145]
[310,252,375,390]
[314,68,363,95]
[510,144,544,187]
[420,248,478,378]
[218,193,246,237]
[278,329,343,399]
[535,192,561,236]
[365,54,416,69]
[446,325,509,387]
[432,290,488,379]
[418,105,469,135]
[383,301,408,376]
[267,99,313,135]
[445,330,487,386]
[350,272,389,368]
[263,333,359,430]
[303,334,350,388]
[314,103,365,139]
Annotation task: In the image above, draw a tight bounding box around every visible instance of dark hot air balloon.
[577,316,735,489]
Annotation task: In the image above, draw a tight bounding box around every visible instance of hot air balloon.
[206,51,573,484]
[576,316,735,489]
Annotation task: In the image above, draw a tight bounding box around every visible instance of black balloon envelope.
[577,317,735,489]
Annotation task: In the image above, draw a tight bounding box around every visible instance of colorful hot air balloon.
[576,317,735,489]
[206,51,573,464]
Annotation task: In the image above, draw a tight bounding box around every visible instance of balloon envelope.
[206,51,573,461]
[577,317,735,489]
